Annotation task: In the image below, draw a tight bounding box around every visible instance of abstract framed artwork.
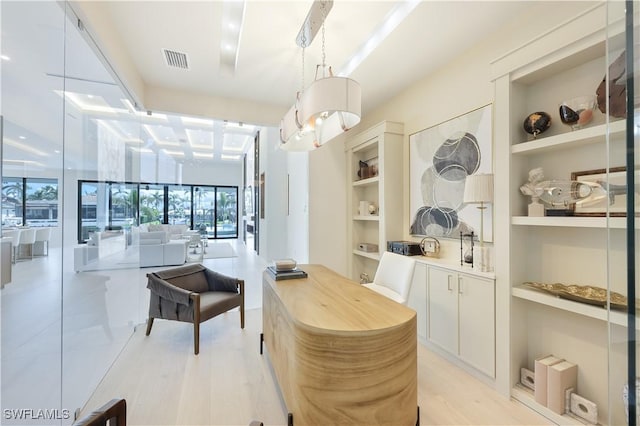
[409,104,493,241]
[570,166,634,217]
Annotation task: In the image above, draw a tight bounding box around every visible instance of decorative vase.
[528,197,544,217]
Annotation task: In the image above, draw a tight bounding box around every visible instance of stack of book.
[266,266,307,280]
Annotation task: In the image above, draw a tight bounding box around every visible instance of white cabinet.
[428,266,495,378]
[345,121,404,281]
[407,262,427,342]
[492,2,628,424]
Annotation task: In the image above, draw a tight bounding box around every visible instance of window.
[77,180,238,242]
[2,177,58,227]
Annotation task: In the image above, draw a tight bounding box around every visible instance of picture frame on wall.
[409,104,493,241]
[570,166,634,217]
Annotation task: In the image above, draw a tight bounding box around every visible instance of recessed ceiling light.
[221,154,241,161]
[4,138,47,156]
[1,55,10,61]
[219,0,246,75]
[338,0,420,77]
[18,136,26,140]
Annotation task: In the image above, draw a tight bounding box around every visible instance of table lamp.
[463,173,494,271]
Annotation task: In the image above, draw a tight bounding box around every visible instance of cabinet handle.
[458,276,463,294]
[447,275,453,291]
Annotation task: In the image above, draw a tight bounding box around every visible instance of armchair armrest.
[147,274,192,305]
[75,398,126,426]
[203,269,242,293]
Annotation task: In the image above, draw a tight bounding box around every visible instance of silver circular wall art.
[411,131,480,237]
[433,131,480,178]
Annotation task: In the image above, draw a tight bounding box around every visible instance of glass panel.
[2,177,24,226]
[194,186,215,237]
[216,186,238,238]
[61,2,142,421]
[168,185,191,227]
[608,2,636,425]
[140,184,165,225]
[1,0,65,420]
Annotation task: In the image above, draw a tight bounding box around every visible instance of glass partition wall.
[1,2,144,424]
[617,2,639,425]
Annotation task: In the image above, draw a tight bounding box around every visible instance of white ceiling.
[2,1,560,172]
[101,0,538,114]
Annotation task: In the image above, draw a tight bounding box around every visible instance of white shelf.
[352,249,380,261]
[511,216,628,228]
[353,215,379,221]
[512,285,636,329]
[352,176,379,187]
[511,384,597,425]
[511,120,625,156]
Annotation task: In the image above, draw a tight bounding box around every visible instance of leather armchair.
[145,263,244,354]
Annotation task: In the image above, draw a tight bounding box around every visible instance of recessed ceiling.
[2,1,573,173]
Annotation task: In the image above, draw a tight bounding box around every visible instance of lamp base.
[477,246,493,272]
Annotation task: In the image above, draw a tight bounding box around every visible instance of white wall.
[286,151,309,264]
[258,127,288,262]
[308,1,596,267]
[257,127,310,265]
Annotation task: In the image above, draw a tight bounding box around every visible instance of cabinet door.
[458,274,495,377]
[427,267,458,354]
[407,262,427,341]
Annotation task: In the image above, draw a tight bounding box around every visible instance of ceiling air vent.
[162,48,189,70]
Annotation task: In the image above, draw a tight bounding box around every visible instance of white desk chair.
[363,251,416,305]
[17,228,37,260]
[34,227,52,256]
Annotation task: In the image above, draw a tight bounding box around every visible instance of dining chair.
[34,227,52,256]
[17,228,37,261]
[4,229,21,264]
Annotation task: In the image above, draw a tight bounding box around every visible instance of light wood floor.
[83,307,551,426]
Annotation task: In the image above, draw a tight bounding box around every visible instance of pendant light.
[280,32,318,151]
[299,2,361,146]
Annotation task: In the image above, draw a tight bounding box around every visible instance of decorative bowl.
[559,95,596,130]
[523,111,552,139]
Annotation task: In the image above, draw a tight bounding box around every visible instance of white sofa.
[137,231,188,267]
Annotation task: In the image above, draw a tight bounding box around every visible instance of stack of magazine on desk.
[266,266,308,281]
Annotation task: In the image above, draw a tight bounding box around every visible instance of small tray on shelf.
[523,281,628,310]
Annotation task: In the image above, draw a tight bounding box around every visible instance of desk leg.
[259,332,263,354]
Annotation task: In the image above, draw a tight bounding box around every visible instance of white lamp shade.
[463,173,494,204]
[300,76,361,145]
[279,103,298,143]
[279,103,319,151]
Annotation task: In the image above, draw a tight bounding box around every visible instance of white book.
[547,360,577,414]
[534,355,563,406]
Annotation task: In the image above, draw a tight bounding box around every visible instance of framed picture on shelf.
[570,166,636,216]
[409,104,493,241]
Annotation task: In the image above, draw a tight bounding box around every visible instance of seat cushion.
[200,292,242,322]
[362,283,405,304]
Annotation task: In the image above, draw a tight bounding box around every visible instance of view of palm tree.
[77,181,237,242]
[2,177,59,227]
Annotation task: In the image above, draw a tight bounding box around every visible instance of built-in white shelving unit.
[492,2,628,425]
[345,121,403,281]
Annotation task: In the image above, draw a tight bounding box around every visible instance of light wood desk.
[261,264,417,425]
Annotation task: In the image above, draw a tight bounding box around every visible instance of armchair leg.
[145,318,154,336]
[194,322,200,355]
[240,304,245,329]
